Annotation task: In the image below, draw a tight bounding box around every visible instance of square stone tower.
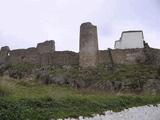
[79,22,99,68]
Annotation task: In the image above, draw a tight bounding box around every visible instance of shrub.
[9,69,24,79]
[0,64,11,76]
[35,70,51,84]
[8,63,35,79]
[0,81,11,97]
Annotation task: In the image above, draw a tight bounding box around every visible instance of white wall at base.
[115,31,144,49]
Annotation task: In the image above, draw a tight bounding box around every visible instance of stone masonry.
[0,22,160,67]
[0,46,10,65]
[37,40,55,54]
[79,22,99,68]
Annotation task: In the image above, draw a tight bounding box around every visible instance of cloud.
[0,0,159,51]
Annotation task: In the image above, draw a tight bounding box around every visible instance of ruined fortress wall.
[2,22,160,68]
[98,50,110,65]
[79,22,99,68]
[37,40,55,54]
[0,40,78,66]
[8,48,40,65]
[40,51,79,66]
[98,48,146,65]
[1,46,160,67]
[144,48,160,65]
[51,51,79,66]
[152,49,160,65]
[8,50,78,66]
[112,48,146,64]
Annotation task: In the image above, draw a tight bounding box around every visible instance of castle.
[0,22,160,68]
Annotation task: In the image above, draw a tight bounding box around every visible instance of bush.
[8,63,35,79]
[0,81,11,97]
[0,64,11,76]
[9,69,24,79]
[0,96,160,120]
[35,70,51,84]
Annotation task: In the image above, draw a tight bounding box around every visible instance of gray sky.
[0,0,160,52]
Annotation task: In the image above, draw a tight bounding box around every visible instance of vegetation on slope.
[40,64,160,94]
[0,76,160,120]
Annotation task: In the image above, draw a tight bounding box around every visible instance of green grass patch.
[1,95,160,120]
[0,77,160,120]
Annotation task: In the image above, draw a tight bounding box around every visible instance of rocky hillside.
[0,63,160,95]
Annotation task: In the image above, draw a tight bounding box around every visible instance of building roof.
[122,30,143,34]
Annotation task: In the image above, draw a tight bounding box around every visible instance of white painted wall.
[115,31,144,49]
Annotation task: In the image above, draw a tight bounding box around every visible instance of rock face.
[37,40,55,54]
[79,22,99,68]
[36,69,85,88]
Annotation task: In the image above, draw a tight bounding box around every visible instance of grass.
[0,76,160,120]
[46,64,159,90]
[0,78,13,97]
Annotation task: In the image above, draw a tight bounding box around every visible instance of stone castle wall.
[1,50,79,66]
[37,40,55,54]
[1,22,160,67]
[99,48,160,66]
[8,48,40,65]
[40,51,79,66]
[98,48,146,65]
[144,48,160,66]
[1,43,160,67]
[0,40,78,66]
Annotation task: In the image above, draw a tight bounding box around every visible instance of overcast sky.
[0,0,159,51]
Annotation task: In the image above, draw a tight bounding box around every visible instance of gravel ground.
[61,104,160,120]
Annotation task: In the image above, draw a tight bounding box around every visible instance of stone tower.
[79,22,99,68]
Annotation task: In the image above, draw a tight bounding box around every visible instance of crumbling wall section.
[5,40,56,65]
[8,48,40,65]
[40,51,79,66]
[112,48,146,64]
[7,48,78,66]
[52,51,79,66]
[99,48,146,65]
[1,40,160,67]
[37,40,55,54]
[98,50,111,65]
[144,48,160,66]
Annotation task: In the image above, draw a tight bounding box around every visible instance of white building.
[114,31,144,49]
